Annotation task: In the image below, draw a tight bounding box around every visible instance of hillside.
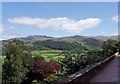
[2,35,119,50]
[3,35,110,50]
[8,35,54,42]
[54,35,103,49]
[6,35,118,42]
[87,35,118,41]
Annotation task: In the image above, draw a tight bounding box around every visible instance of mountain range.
[3,35,118,50]
[7,35,119,42]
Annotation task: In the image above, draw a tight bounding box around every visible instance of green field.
[31,49,64,61]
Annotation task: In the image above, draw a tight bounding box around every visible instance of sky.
[2,0,120,2]
[1,2,118,39]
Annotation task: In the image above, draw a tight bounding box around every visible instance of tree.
[59,49,107,74]
[102,39,118,56]
[59,50,87,74]
[33,40,88,51]
[2,40,34,84]
[21,60,61,84]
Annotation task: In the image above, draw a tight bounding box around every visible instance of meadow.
[31,49,64,61]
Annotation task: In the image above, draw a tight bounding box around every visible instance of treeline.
[32,40,88,51]
[2,39,100,51]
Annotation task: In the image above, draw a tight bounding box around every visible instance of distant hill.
[55,35,103,49]
[3,35,119,50]
[62,35,88,39]
[8,35,54,42]
[6,35,118,42]
[87,35,118,41]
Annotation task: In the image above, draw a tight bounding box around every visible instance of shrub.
[32,60,61,80]
[59,49,108,74]
[44,74,59,83]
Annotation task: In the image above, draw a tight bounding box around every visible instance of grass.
[31,49,64,61]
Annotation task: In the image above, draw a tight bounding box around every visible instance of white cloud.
[8,17,102,34]
[1,33,25,40]
[1,35,15,40]
[112,15,118,22]
[8,17,35,25]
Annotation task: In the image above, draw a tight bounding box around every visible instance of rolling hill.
[2,35,118,50]
[87,35,119,41]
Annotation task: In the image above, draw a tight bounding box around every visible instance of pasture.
[31,49,64,61]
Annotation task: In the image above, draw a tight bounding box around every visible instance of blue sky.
[2,2,118,39]
[2,0,120,2]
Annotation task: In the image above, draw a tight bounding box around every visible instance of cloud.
[112,15,118,22]
[8,17,102,34]
[1,35,15,40]
[1,33,26,40]
[1,35,19,40]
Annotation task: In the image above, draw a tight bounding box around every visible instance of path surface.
[89,56,120,83]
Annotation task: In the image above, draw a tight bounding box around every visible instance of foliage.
[2,39,34,84]
[21,60,61,84]
[2,39,120,84]
[32,60,61,79]
[59,48,111,74]
[33,40,88,51]
[32,80,46,84]
[82,38,102,49]
[59,50,87,74]
[31,50,45,61]
[33,56,45,62]
[59,39,120,75]
[44,74,59,83]
[102,39,118,56]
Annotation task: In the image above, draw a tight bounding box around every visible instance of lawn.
[31,49,64,61]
